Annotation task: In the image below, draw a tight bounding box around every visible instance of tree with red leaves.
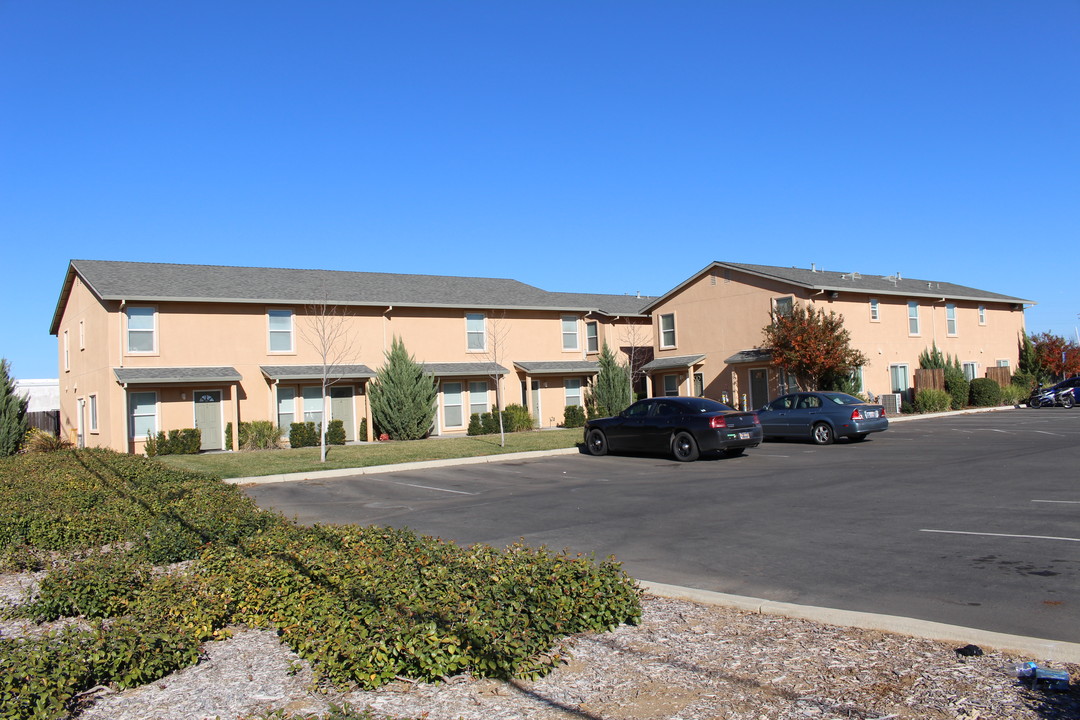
[760,302,868,392]
[1030,331,1080,380]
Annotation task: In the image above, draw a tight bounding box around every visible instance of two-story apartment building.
[638,262,1031,409]
[50,260,652,453]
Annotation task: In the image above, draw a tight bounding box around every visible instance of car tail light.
[750,412,760,425]
[851,409,863,420]
[709,415,728,429]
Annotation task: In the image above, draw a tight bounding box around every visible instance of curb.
[226,446,583,485]
[640,581,1080,663]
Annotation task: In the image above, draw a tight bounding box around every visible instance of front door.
[195,390,222,451]
[749,368,769,410]
[77,398,86,448]
[330,386,355,441]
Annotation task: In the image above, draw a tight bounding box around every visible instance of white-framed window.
[564,378,582,407]
[561,315,579,351]
[126,306,157,353]
[129,391,157,440]
[89,394,98,432]
[890,364,910,393]
[693,372,704,397]
[268,309,294,353]
[63,330,70,371]
[663,374,679,396]
[585,321,599,353]
[978,305,986,325]
[79,320,85,350]
[869,298,880,322]
[301,386,323,425]
[443,382,464,428]
[659,313,676,349]
[277,387,296,432]
[907,302,920,335]
[773,296,794,317]
[469,381,489,416]
[963,362,978,381]
[946,303,957,336]
[997,359,1011,368]
[465,313,486,352]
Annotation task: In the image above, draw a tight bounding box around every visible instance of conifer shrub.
[562,405,586,428]
[368,337,437,441]
[145,428,201,456]
[326,419,346,445]
[913,388,951,414]
[503,404,533,432]
[969,377,1002,407]
[289,422,319,448]
[467,413,483,436]
[944,358,969,410]
[0,358,29,457]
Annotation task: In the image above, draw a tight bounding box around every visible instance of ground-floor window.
[963,362,978,381]
[889,364,910,393]
[129,391,157,441]
[277,387,295,432]
[443,382,464,428]
[663,374,679,396]
[89,394,98,432]
[302,386,323,425]
[469,381,489,416]
[565,378,582,406]
[693,372,704,397]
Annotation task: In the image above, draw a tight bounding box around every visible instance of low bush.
[145,428,201,456]
[239,421,281,450]
[326,419,346,446]
[999,382,1027,406]
[913,388,951,414]
[20,428,73,454]
[969,378,1002,407]
[562,405,586,428]
[944,371,969,411]
[467,413,483,436]
[503,404,534,432]
[289,422,320,448]
[14,550,151,622]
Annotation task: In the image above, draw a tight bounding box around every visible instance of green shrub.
[145,428,201,456]
[913,388,951,414]
[326,419,346,445]
[944,362,969,410]
[358,418,368,442]
[467,413,483,436]
[239,421,280,450]
[1011,371,1037,390]
[20,428,73,454]
[969,378,1002,407]
[562,405,586,428]
[225,422,234,450]
[504,404,534,432]
[999,382,1027,406]
[289,422,319,448]
[481,411,503,435]
[16,550,151,622]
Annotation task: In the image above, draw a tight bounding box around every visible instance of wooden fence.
[913,368,944,392]
[27,410,60,436]
[985,366,1010,387]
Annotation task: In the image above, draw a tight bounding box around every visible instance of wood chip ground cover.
[3,573,1076,720]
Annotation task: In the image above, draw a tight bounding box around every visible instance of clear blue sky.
[3,1,1078,379]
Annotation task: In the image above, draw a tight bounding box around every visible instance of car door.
[607,399,654,451]
[759,394,796,437]
[787,393,824,436]
[644,400,681,452]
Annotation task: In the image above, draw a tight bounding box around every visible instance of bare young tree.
[297,298,360,462]
[479,312,512,446]
[618,319,652,401]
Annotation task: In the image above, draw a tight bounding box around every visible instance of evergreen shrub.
[563,405,586,428]
[326,419,346,445]
[368,337,437,441]
[944,359,969,410]
[999,383,1027,406]
[503,404,533,432]
[289,422,319,448]
[239,421,280,450]
[969,378,1002,407]
[225,422,233,450]
[145,429,201,456]
[913,388,951,414]
[467,413,483,436]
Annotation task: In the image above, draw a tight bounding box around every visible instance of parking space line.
[1032,500,1080,504]
[920,529,1080,543]
[370,478,478,495]
[1033,430,1066,436]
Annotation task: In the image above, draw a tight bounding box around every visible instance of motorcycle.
[1028,384,1075,409]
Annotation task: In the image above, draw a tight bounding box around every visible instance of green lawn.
[155,428,584,479]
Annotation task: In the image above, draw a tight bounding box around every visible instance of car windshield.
[821,393,862,405]
[679,398,733,413]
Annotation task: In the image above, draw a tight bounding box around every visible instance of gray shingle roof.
[421,362,509,377]
[260,365,376,380]
[113,366,242,385]
[724,349,773,365]
[641,354,706,371]
[513,361,600,375]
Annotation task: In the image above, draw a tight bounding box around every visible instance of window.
[890,364,910,393]
[129,391,157,440]
[277,387,295,431]
[63,331,70,371]
[946,303,957,336]
[443,382,463,427]
[963,362,978,381]
[268,309,294,353]
[79,321,85,350]
[89,394,98,432]
[978,305,986,325]
[564,378,582,407]
[585,321,599,353]
[466,313,486,351]
[126,307,156,353]
[869,298,880,322]
[693,372,704,397]
[907,302,920,335]
[469,381,489,416]
[773,297,794,317]
[663,374,679,396]
[302,386,323,425]
[997,359,1010,368]
[561,316,579,351]
[659,313,676,349]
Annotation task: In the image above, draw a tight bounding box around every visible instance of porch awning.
[260,364,376,381]
[513,361,600,376]
[641,354,706,372]
[421,362,509,377]
[113,366,242,385]
[723,349,773,364]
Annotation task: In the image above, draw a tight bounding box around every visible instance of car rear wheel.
[672,431,699,462]
[585,428,608,456]
[811,422,834,446]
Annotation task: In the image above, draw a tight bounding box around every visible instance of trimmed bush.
[467,413,483,436]
[563,405,586,428]
[145,428,201,456]
[504,404,533,432]
[326,419,346,446]
[969,378,1002,407]
[913,388,951,414]
[239,421,280,450]
[289,422,319,448]
[944,362,969,411]
[225,422,233,450]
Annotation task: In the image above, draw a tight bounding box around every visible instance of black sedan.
[755,391,888,445]
[583,397,762,462]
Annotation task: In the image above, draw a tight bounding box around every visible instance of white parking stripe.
[920,529,1080,543]
[1032,500,1080,504]
[1034,430,1065,436]
[374,479,477,495]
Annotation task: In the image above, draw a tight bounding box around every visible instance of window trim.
[465,312,486,353]
[564,377,582,407]
[63,330,70,372]
[907,301,920,336]
[443,381,465,429]
[945,303,957,336]
[125,306,158,355]
[662,374,679,397]
[889,363,911,393]
[78,320,85,350]
[658,313,677,350]
[301,385,324,425]
[978,305,987,326]
[88,393,98,433]
[267,308,295,354]
[561,315,580,352]
[772,296,794,317]
[963,361,978,382]
[585,321,599,354]
[128,390,158,441]
[277,386,296,434]
[468,380,489,417]
[869,298,880,322]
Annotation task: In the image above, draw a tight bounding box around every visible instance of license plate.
[865,411,878,418]
[738,432,751,440]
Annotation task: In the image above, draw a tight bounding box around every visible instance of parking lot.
[245,409,1080,643]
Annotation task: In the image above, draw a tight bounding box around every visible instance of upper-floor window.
[945,303,957,336]
[659,313,676,349]
[773,296,794,317]
[869,298,880,322]
[585,321,599,353]
[907,302,920,335]
[978,305,986,325]
[268,309,294,353]
[79,320,85,350]
[466,313,486,352]
[63,331,70,371]
[126,306,157,353]
[561,316,579,351]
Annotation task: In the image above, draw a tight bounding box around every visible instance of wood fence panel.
[27,410,60,436]
[914,368,945,392]
[985,366,1011,387]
